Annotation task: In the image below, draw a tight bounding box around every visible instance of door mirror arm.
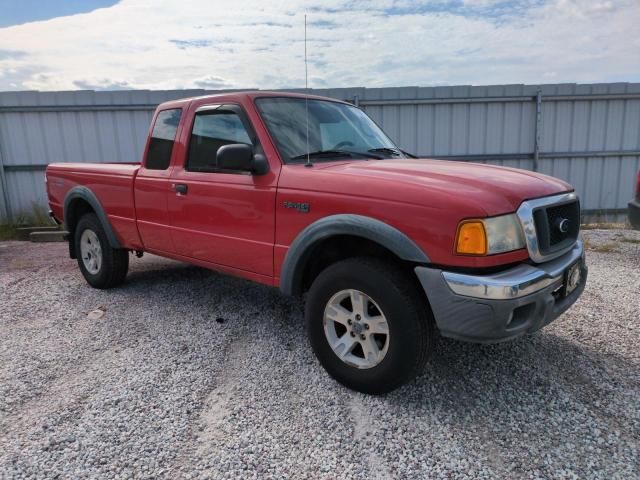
[251,153,269,175]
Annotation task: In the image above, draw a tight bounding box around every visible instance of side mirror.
[216,144,253,171]
[216,144,270,175]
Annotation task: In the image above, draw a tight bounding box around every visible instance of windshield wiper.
[290,150,384,161]
[290,150,354,160]
[368,147,403,157]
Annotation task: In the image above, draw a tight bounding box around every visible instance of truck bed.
[46,162,142,248]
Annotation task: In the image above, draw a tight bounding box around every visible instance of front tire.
[75,213,129,289]
[305,257,434,394]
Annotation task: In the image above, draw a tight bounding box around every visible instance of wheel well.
[65,199,95,258]
[300,235,418,294]
[66,198,95,234]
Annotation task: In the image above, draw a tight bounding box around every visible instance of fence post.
[533,90,542,172]
[0,139,13,225]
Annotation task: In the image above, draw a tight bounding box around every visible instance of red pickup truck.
[46,91,587,393]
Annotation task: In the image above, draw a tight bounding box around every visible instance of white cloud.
[462,0,504,6]
[0,0,638,91]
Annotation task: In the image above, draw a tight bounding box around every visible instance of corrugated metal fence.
[1,83,639,224]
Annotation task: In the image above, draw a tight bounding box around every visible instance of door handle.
[173,183,188,195]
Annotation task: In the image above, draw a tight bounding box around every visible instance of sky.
[0,0,638,92]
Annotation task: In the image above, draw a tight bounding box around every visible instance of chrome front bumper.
[442,240,584,300]
[415,241,587,343]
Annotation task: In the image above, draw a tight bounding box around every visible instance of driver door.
[167,104,277,277]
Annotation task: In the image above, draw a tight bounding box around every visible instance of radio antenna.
[304,14,312,167]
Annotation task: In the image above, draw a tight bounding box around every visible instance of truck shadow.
[106,258,639,477]
[122,259,636,438]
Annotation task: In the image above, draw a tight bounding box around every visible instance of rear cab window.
[145,108,182,170]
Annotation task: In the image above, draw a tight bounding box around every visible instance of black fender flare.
[63,186,121,249]
[279,214,430,296]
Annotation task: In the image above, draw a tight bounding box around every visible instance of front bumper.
[415,241,587,343]
[629,199,640,229]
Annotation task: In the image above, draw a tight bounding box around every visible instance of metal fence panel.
[1,83,639,223]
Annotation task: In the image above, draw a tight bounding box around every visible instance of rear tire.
[305,257,434,394]
[75,213,129,289]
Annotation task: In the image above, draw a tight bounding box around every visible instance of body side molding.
[279,214,429,296]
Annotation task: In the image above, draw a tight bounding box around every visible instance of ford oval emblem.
[558,218,570,233]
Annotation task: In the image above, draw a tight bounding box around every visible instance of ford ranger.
[46,91,587,394]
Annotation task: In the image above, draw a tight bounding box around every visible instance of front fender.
[279,214,430,296]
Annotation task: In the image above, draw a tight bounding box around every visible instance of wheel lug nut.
[364,324,369,330]
[347,319,352,325]
[356,314,361,320]
[350,332,355,337]
[360,334,366,340]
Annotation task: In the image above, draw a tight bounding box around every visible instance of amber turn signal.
[456,221,487,255]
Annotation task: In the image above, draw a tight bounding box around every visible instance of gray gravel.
[0,229,638,479]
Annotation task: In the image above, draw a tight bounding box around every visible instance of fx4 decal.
[283,201,310,213]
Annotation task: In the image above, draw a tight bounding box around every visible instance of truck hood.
[316,159,573,216]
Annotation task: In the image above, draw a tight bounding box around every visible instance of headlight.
[455,213,525,255]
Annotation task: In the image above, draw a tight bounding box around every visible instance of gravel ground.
[0,229,638,479]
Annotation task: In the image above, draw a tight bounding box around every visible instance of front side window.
[255,97,402,163]
[186,110,252,171]
[145,108,182,170]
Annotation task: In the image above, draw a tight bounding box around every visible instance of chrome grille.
[516,192,580,263]
[534,200,580,253]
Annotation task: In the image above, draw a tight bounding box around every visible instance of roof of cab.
[156,90,350,110]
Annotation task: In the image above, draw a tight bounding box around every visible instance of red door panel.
[134,107,184,253]
[134,168,176,253]
[167,171,276,275]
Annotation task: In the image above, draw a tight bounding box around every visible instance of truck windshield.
[255,97,404,163]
